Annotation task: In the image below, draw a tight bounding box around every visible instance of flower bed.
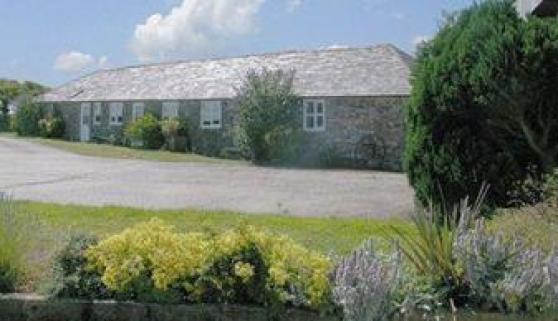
[48,220,332,314]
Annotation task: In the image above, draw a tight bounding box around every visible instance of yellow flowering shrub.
[85,219,332,310]
[86,219,210,291]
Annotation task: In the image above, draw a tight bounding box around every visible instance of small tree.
[13,99,42,136]
[405,0,558,210]
[236,69,301,163]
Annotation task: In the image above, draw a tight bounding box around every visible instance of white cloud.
[53,51,108,73]
[131,0,265,62]
[287,0,302,12]
[323,44,350,50]
[412,35,432,47]
[54,51,95,73]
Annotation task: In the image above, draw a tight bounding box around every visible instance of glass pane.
[306,116,314,128]
[317,103,324,114]
[317,116,324,128]
[306,102,314,114]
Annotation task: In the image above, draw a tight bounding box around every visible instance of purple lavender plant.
[332,240,401,321]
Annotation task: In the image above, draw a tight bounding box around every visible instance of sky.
[0,0,474,87]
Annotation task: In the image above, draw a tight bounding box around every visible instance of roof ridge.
[99,43,401,73]
[384,44,415,68]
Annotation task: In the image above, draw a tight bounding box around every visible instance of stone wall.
[299,96,407,171]
[44,96,406,170]
[0,294,338,321]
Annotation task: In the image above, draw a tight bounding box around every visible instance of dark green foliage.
[405,0,558,209]
[0,114,10,132]
[13,99,42,136]
[0,262,17,293]
[38,112,65,138]
[124,113,164,149]
[48,234,111,300]
[237,69,302,164]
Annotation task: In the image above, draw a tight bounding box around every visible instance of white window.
[132,102,145,120]
[303,99,326,132]
[162,101,179,119]
[93,102,102,125]
[200,101,224,129]
[109,102,124,125]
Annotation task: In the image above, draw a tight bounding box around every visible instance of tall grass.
[0,193,44,292]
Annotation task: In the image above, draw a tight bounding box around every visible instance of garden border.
[0,294,339,321]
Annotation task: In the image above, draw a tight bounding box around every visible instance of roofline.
[37,94,410,104]
[47,44,412,85]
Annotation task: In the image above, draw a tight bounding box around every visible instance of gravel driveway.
[0,136,413,218]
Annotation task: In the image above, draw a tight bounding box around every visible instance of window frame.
[109,102,124,126]
[162,101,179,119]
[303,99,326,132]
[200,101,224,129]
[93,102,102,125]
[132,102,145,120]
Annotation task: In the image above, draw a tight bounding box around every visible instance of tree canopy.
[405,0,558,209]
[0,79,48,114]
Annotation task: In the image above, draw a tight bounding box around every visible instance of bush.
[333,240,401,321]
[264,126,305,165]
[85,220,332,310]
[237,68,302,163]
[124,114,164,149]
[38,112,65,138]
[47,234,111,300]
[13,99,42,136]
[405,0,558,210]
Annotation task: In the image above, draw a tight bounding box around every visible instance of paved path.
[0,136,414,218]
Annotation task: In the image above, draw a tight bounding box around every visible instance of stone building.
[38,44,413,170]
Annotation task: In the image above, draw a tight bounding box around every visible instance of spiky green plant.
[388,186,488,305]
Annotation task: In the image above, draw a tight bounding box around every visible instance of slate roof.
[516,0,558,17]
[39,44,414,103]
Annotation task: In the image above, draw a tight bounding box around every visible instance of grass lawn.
[1,132,246,165]
[18,201,412,256]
